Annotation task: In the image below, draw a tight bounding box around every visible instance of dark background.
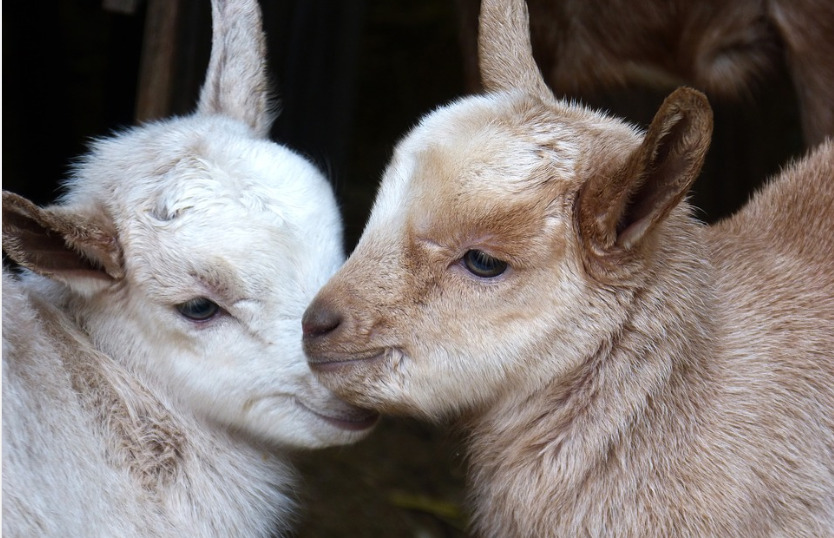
[2,1,806,537]
[3,0,805,247]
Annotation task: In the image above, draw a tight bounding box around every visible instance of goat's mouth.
[306,349,387,373]
[296,399,379,432]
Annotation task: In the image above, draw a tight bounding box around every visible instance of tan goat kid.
[2,0,376,536]
[302,0,834,535]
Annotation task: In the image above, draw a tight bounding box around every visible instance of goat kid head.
[303,0,712,419]
[2,0,377,448]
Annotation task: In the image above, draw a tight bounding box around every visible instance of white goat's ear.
[576,88,713,266]
[2,191,124,290]
[197,0,274,137]
[478,0,554,102]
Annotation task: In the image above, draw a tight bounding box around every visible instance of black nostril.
[302,300,342,338]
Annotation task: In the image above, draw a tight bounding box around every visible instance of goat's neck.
[464,223,718,533]
[24,273,293,533]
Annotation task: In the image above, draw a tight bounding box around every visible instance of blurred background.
[2,0,807,536]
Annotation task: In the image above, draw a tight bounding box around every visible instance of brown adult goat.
[458,0,834,146]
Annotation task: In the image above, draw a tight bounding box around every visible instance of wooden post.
[135,0,185,122]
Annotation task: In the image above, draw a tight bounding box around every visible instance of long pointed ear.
[3,191,124,291]
[197,0,273,137]
[478,0,553,102]
[576,87,713,264]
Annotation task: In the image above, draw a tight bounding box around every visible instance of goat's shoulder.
[706,141,834,342]
[3,271,187,492]
[699,140,834,479]
[711,140,834,267]
[3,272,81,410]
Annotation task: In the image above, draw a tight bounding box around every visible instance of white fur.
[2,1,374,536]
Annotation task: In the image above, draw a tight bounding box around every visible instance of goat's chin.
[294,398,379,435]
[307,350,462,420]
[233,392,378,449]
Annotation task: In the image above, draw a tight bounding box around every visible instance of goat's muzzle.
[302,298,343,340]
[302,297,350,369]
[302,297,390,375]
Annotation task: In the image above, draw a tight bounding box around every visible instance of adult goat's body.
[302,0,834,535]
[2,0,375,536]
[458,0,834,146]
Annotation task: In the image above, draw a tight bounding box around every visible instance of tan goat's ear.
[478,0,554,102]
[2,191,124,288]
[576,87,713,260]
[197,0,274,137]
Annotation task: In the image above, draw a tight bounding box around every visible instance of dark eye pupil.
[176,298,220,321]
[463,249,508,278]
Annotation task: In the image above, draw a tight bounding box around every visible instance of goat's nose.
[302,300,342,339]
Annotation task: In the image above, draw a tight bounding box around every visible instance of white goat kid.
[2,0,376,536]
[302,0,834,536]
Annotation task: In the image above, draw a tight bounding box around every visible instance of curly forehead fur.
[67,116,326,227]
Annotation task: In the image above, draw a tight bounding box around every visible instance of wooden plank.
[135,0,185,122]
[102,0,142,15]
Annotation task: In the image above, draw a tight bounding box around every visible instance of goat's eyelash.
[176,297,222,322]
[461,249,509,278]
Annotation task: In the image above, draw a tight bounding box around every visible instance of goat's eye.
[176,298,220,321]
[463,249,508,278]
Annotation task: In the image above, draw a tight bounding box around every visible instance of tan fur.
[302,0,834,535]
[459,0,834,146]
